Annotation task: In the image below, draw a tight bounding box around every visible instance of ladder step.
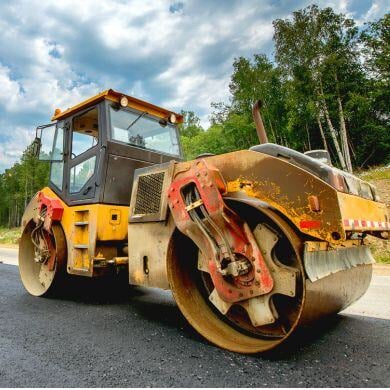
[74,221,89,226]
[74,244,88,249]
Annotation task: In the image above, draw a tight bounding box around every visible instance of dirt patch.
[373,263,390,276]
[365,172,389,264]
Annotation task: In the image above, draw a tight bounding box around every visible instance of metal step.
[74,221,89,226]
[73,244,88,249]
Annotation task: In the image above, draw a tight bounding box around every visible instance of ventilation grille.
[134,172,165,215]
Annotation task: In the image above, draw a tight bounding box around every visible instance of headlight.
[120,95,129,107]
[168,113,177,124]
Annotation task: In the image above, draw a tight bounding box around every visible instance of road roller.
[19,89,389,354]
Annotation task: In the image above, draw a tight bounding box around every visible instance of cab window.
[72,108,99,158]
[109,106,180,157]
[49,123,65,190]
[69,156,96,193]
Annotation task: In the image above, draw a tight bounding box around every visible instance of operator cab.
[34,89,183,206]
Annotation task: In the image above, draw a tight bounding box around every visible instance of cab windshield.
[109,106,180,157]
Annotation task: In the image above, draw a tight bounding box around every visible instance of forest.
[0,5,389,227]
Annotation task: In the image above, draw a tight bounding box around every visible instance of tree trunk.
[316,114,329,152]
[267,117,277,144]
[305,123,311,150]
[317,80,347,171]
[321,100,347,170]
[348,135,356,158]
[338,95,352,172]
[24,174,28,209]
[262,99,277,143]
[284,134,289,148]
[335,75,353,173]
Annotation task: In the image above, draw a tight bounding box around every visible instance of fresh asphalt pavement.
[0,247,389,387]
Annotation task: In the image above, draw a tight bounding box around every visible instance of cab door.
[66,106,100,203]
[37,121,66,198]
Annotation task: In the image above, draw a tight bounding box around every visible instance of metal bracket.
[168,159,274,304]
[37,191,64,231]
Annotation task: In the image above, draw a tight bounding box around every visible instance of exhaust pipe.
[252,100,268,144]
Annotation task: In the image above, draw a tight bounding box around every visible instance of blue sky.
[0,0,387,172]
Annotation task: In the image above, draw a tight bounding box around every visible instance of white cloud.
[0,64,23,112]
[361,0,389,23]
[0,127,34,172]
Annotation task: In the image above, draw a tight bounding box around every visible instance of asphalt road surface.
[0,250,389,387]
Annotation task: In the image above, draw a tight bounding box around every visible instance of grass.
[0,227,21,245]
[358,165,389,264]
[367,236,390,264]
[357,165,390,181]
[374,252,390,264]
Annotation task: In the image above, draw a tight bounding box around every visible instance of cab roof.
[51,89,183,123]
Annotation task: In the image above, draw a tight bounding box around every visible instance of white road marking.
[0,246,18,266]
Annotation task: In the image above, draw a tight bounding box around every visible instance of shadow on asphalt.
[44,273,357,358]
[45,271,206,343]
[48,271,136,303]
[261,315,346,360]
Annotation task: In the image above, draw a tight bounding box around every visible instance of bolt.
[256,269,261,273]
[255,281,260,286]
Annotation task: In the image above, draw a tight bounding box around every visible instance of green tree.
[356,14,390,166]
[178,110,203,138]
[0,144,49,227]
[361,14,390,81]
[181,124,227,160]
[228,54,289,146]
[273,5,362,171]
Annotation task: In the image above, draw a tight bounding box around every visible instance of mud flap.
[304,243,375,282]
